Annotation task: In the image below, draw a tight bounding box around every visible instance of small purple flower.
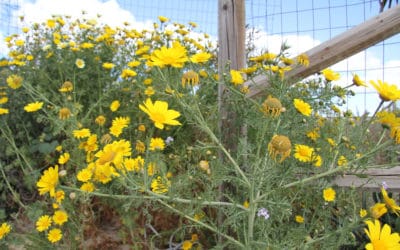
[382,181,388,190]
[165,136,174,145]
[257,208,270,220]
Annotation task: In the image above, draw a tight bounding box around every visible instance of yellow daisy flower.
[109,116,130,137]
[190,52,212,64]
[323,187,336,202]
[0,108,9,115]
[337,155,347,167]
[139,98,181,129]
[80,182,95,192]
[230,69,244,85]
[0,96,8,104]
[370,203,388,219]
[158,16,169,23]
[360,209,368,218]
[53,210,68,226]
[24,101,43,112]
[295,215,304,223]
[47,228,62,243]
[182,240,193,250]
[321,68,340,81]
[149,41,188,68]
[293,98,312,116]
[364,220,400,250]
[370,80,400,102]
[6,75,23,89]
[149,137,165,151]
[294,144,314,163]
[36,215,52,232]
[77,168,93,182]
[151,176,170,194]
[121,68,137,79]
[110,100,120,112]
[73,128,91,139]
[36,165,59,196]
[381,188,400,216]
[58,152,70,165]
[102,62,115,69]
[352,73,366,87]
[0,222,11,240]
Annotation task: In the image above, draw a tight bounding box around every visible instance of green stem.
[156,199,245,249]
[360,100,384,138]
[247,189,260,245]
[0,162,27,209]
[61,185,248,210]
[180,100,251,187]
[284,166,344,189]
[0,126,34,173]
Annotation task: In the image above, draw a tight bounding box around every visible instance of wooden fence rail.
[334,166,400,191]
[245,4,400,98]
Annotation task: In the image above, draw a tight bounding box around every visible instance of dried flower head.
[182,70,199,87]
[297,53,309,67]
[262,95,283,117]
[59,107,71,120]
[268,135,291,162]
[95,115,106,126]
[59,81,73,92]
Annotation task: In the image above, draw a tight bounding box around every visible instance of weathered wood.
[218,0,246,71]
[246,4,400,98]
[218,0,246,151]
[333,166,400,191]
[217,0,246,242]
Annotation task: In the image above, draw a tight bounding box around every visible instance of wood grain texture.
[333,166,400,191]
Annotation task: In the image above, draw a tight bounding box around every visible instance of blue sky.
[1,0,399,114]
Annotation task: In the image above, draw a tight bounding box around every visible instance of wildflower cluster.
[352,184,400,248]
[1,13,400,249]
[35,164,69,244]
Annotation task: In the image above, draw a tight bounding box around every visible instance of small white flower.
[257,207,270,220]
[42,44,51,51]
[165,136,174,145]
[75,58,85,69]
[58,170,67,177]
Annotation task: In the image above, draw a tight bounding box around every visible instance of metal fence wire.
[1,0,399,113]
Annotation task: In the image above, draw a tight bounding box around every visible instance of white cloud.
[15,0,139,28]
[0,32,9,58]
[249,28,320,56]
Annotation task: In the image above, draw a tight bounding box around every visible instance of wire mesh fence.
[247,0,400,114]
[1,0,399,113]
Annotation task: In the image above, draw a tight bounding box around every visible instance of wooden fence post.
[217,0,246,242]
[218,0,246,151]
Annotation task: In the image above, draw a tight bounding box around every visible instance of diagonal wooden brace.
[246,4,400,98]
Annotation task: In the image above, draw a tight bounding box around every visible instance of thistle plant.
[0,13,400,249]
